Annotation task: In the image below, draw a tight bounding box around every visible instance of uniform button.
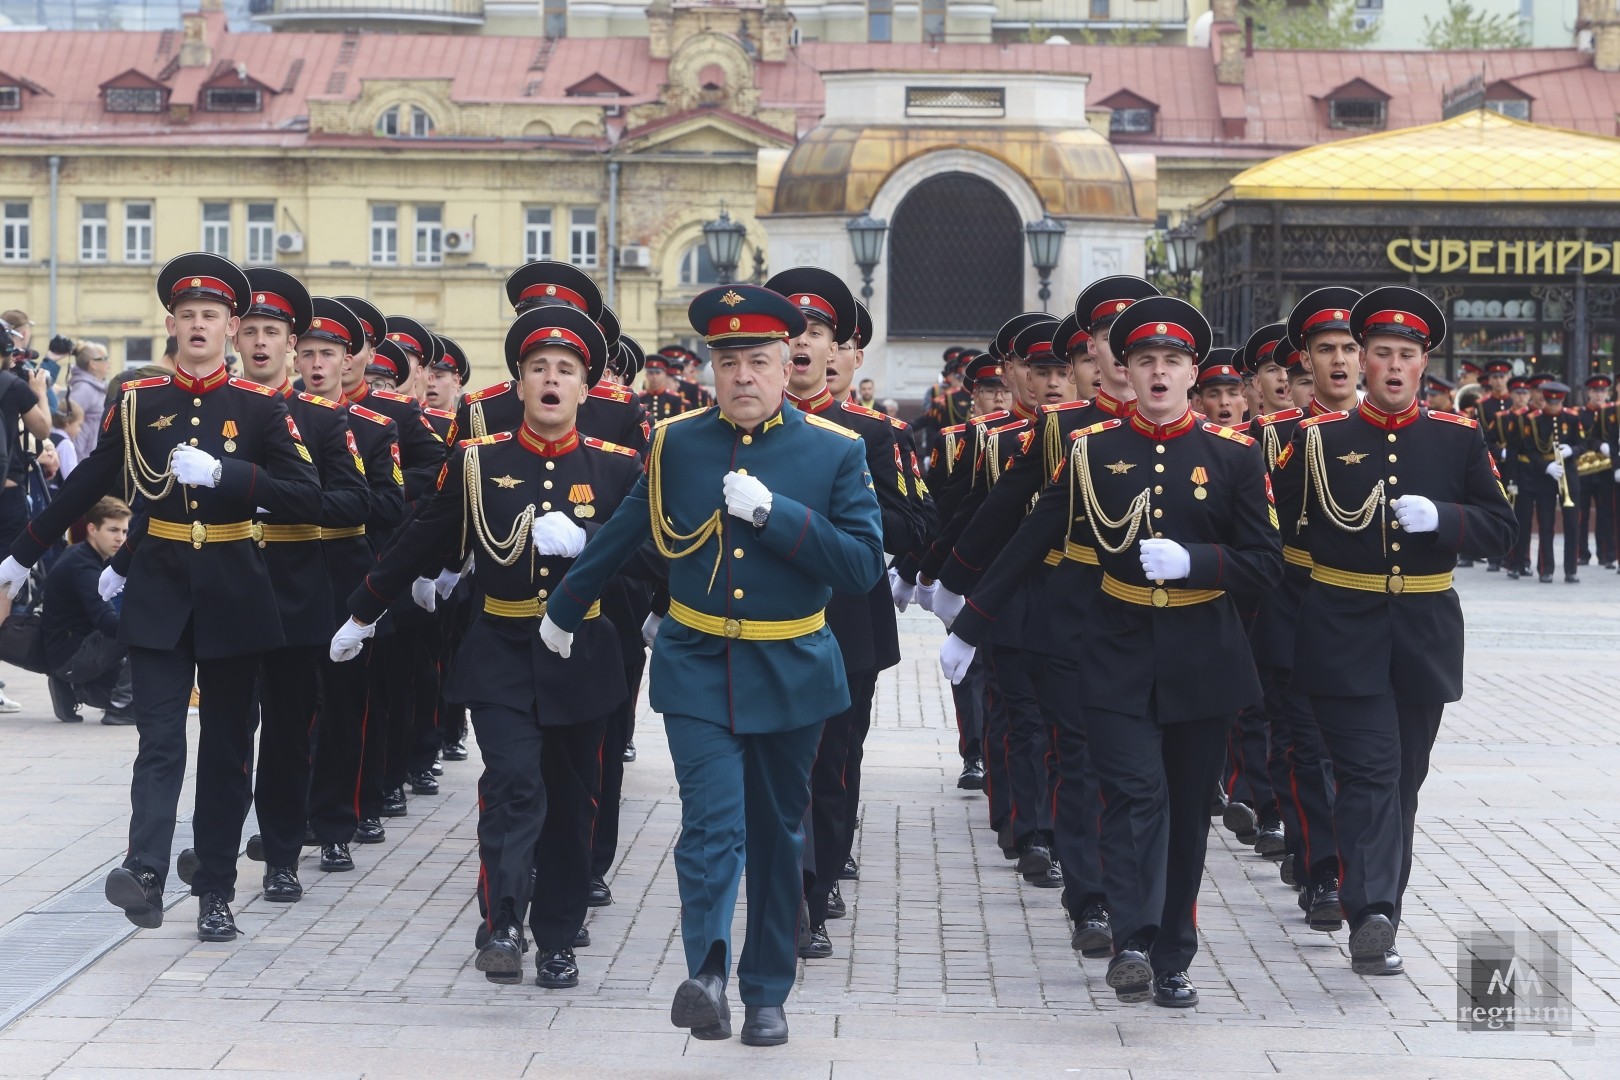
[538,589,549,599]
[1154,531,1164,538]
[1388,454,1397,463]
[1390,565,1401,574]
[1391,542,1401,552]
[737,468,748,476]
[733,548,744,558]
[544,480,553,490]
[742,435,753,445]
[190,416,200,426]
[189,438,199,446]
[539,567,550,577]
[1154,485,1163,494]
[1154,444,1165,454]
[193,398,202,407]
[1152,508,1163,518]
[733,588,744,599]
[1388,476,1398,485]
[1387,433,1397,443]
[542,501,552,511]
[1154,463,1164,473]
[545,461,555,470]
[190,500,198,509]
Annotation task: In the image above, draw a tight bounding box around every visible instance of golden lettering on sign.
[1387,237,1620,276]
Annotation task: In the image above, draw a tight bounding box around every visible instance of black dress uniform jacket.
[455,380,651,458]
[343,383,446,501]
[327,400,405,621]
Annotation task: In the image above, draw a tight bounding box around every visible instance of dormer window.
[1321,77,1390,131]
[378,105,435,138]
[204,86,261,112]
[105,86,165,113]
[1484,79,1532,121]
[0,87,19,111]
[1096,89,1158,138]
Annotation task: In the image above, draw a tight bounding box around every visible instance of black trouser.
[591,649,647,880]
[255,645,321,868]
[1527,475,1579,577]
[982,661,1011,831]
[438,593,472,748]
[126,624,261,901]
[1086,706,1227,975]
[1510,464,1539,571]
[308,645,371,844]
[1578,473,1616,564]
[1225,704,1277,825]
[388,619,438,788]
[360,628,412,816]
[1259,665,1337,889]
[1311,693,1444,932]
[950,655,984,762]
[806,668,873,923]
[836,669,878,874]
[987,646,1054,848]
[408,611,448,775]
[1042,658,1104,915]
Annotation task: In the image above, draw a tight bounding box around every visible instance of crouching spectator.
[42,497,134,725]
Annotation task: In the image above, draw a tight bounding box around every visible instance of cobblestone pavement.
[0,564,1614,1078]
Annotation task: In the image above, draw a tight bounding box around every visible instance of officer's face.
[1126,346,1197,422]
[1089,328,1132,397]
[1589,387,1610,405]
[1302,331,1361,404]
[1488,372,1509,393]
[343,342,371,393]
[1255,360,1290,411]
[234,317,293,386]
[972,383,1010,416]
[713,344,788,428]
[1290,373,1315,409]
[1029,362,1074,406]
[827,339,863,398]
[1199,382,1246,426]
[423,365,462,411]
[166,300,239,369]
[516,344,588,432]
[1541,394,1565,415]
[1070,349,1100,399]
[645,367,666,392]
[1360,335,1428,413]
[296,340,348,396]
[1511,388,1530,407]
[788,317,836,396]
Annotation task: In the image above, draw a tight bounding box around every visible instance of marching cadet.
[1579,374,1616,568]
[333,297,447,500]
[1477,360,1516,571]
[913,347,974,465]
[0,253,323,939]
[332,304,643,991]
[638,355,686,423]
[1516,380,1584,582]
[1275,286,1514,976]
[539,284,883,1046]
[1247,328,1296,418]
[1426,375,1457,413]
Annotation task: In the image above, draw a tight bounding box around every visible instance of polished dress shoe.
[839,857,859,881]
[1348,913,1397,975]
[1222,802,1259,843]
[476,924,527,984]
[1070,904,1112,958]
[175,847,199,887]
[263,866,302,903]
[826,882,846,919]
[381,787,408,817]
[442,740,469,761]
[1538,573,1553,583]
[1105,943,1153,1003]
[430,756,444,776]
[354,817,386,844]
[1025,864,1063,888]
[1279,853,1297,887]
[997,823,1018,860]
[1371,949,1404,976]
[622,741,637,763]
[197,892,238,942]
[574,925,591,948]
[670,973,731,1039]
[408,770,439,796]
[1566,574,1580,584]
[1306,879,1343,932]
[798,923,833,960]
[1153,970,1198,1008]
[1016,841,1053,879]
[535,947,580,989]
[104,867,163,929]
[245,834,265,862]
[99,707,136,726]
[1253,822,1286,858]
[957,756,985,790]
[320,843,354,872]
[586,877,612,907]
[741,1005,789,1047]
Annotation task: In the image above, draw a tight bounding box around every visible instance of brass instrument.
[1528,414,1576,508]
[1558,460,1576,508]
[1576,449,1612,477]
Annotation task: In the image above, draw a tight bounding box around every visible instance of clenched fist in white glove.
[329,617,375,663]
[171,444,221,488]
[539,612,573,658]
[1391,495,1439,534]
[888,567,916,612]
[433,567,461,599]
[0,556,30,599]
[914,580,938,612]
[98,567,127,602]
[1547,460,1566,480]
[1603,442,1611,457]
[1139,537,1191,582]
[939,633,977,685]
[1558,442,1575,460]
[722,471,772,523]
[932,585,966,629]
[410,577,438,612]
[532,511,586,557]
[641,613,662,648]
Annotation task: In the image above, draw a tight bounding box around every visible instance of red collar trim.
[1129,409,1197,441]
[344,383,369,406]
[1097,391,1135,418]
[1357,399,1421,431]
[1308,396,1348,417]
[275,380,295,399]
[173,363,230,395]
[516,424,579,457]
[1011,400,1039,423]
[787,386,835,414]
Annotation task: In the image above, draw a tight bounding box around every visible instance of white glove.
[914,580,938,612]
[98,567,127,602]
[1139,537,1192,581]
[932,585,966,629]
[433,567,460,599]
[722,471,773,523]
[1602,442,1611,457]
[1546,460,1565,480]
[1613,467,1620,482]
[939,633,977,685]
[641,613,662,648]
[1391,495,1439,534]
[888,567,916,612]
[1558,442,1574,460]
[171,445,221,488]
[0,556,30,599]
[532,511,586,557]
[539,612,573,659]
[329,617,375,663]
[410,577,437,612]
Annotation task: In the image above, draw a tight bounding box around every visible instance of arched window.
[376,106,399,136]
[377,105,436,137]
[888,172,1022,338]
[410,105,435,137]
[679,242,720,286]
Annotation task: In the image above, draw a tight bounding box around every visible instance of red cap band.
[249,291,294,319]
[1125,320,1195,351]
[791,293,835,324]
[171,275,236,302]
[1301,307,1351,334]
[356,317,374,340]
[705,313,791,342]
[520,326,590,359]
[305,316,351,345]
[387,332,423,356]
[1254,340,1280,362]
[1198,364,1239,385]
[518,283,589,311]
[1066,329,1091,353]
[1024,342,1057,362]
[1363,310,1430,341]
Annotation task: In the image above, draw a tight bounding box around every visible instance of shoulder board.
[886,414,910,432]
[1256,407,1303,426]
[228,377,277,397]
[369,388,414,404]
[120,375,171,392]
[1299,411,1350,429]
[1042,399,1091,414]
[297,392,340,410]
[583,436,638,458]
[1429,410,1479,429]
[940,423,967,436]
[1072,418,1124,440]
[968,409,1009,427]
[1563,407,1582,416]
[987,418,1031,436]
[588,384,634,404]
[804,412,861,440]
[457,432,512,449]
[1203,421,1257,447]
[463,381,513,405]
[348,404,394,426]
[840,400,886,422]
[656,406,711,429]
[423,407,455,420]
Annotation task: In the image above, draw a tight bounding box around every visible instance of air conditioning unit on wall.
[619,245,652,269]
[443,229,475,254]
[275,231,304,255]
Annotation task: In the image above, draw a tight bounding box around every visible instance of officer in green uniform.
[539,284,884,1047]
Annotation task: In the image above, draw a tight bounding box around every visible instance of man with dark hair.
[42,496,136,725]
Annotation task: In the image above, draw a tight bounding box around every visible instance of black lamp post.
[702,206,747,285]
[1164,221,1203,299]
[845,213,889,302]
[1024,215,1066,311]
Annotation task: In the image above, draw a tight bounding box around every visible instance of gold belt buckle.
[189,521,207,549]
[537,599,548,618]
[251,522,265,547]
[1150,586,1170,608]
[723,618,743,639]
[1386,574,1405,594]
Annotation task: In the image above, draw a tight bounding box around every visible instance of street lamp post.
[1024,215,1067,312]
[845,213,889,303]
[702,206,748,285]
[1164,221,1203,299]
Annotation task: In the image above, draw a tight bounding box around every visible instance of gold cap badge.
[255,293,265,303]
[545,284,557,296]
[729,317,741,331]
[1156,323,1168,334]
[191,277,202,287]
[719,290,744,307]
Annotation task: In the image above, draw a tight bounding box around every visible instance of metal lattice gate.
[888,172,1023,340]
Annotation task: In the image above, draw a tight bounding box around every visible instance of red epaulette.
[1429,410,1480,429]
[423,407,455,420]
[1563,407,1582,417]
[119,375,170,392]
[348,404,393,426]
[1203,421,1257,447]
[463,381,513,405]
[297,392,340,410]
[840,400,886,422]
[457,432,512,449]
[588,384,633,404]
[1071,418,1124,440]
[941,423,967,436]
[229,377,277,397]
[887,414,910,432]
[1299,411,1350,428]
[1042,399,1091,414]
[969,409,1009,427]
[369,388,414,404]
[1255,407,1303,426]
[987,417,1031,436]
[584,436,637,458]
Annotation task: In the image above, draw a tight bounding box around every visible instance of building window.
[1328,97,1386,129]
[1089,0,1109,16]
[415,205,443,265]
[204,86,261,112]
[569,207,597,268]
[868,0,892,42]
[124,202,153,263]
[679,243,719,286]
[376,106,399,136]
[544,0,566,38]
[0,87,20,111]
[525,208,553,262]
[201,201,231,256]
[80,202,109,263]
[1110,107,1156,134]
[104,86,164,113]
[371,204,398,266]
[922,0,946,41]
[246,202,275,265]
[410,106,435,138]
[125,336,153,368]
[1487,98,1531,120]
[2,202,29,263]
[888,172,1022,338]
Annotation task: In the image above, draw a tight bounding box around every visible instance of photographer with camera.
[41,497,135,725]
[0,323,54,712]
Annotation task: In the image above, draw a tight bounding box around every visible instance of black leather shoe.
[1349,913,1397,975]
[442,740,469,761]
[381,787,408,817]
[1210,782,1228,817]
[1371,949,1405,976]
[1025,865,1063,888]
[1506,568,1521,579]
[839,857,859,881]
[1222,802,1259,842]
[320,843,354,872]
[1279,853,1297,888]
[586,877,612,907]
[799,923,832,960]
[408,770,439,795]
[741,1005,789,1047]
[475,924,526,984]
[1016,841,1053,879]
[1539,573,1553,583]
[175,847,199,887]
[622,741,637,763]
[826,882,846,919]
[1307,879,1343,931]
[1253,822,1286,858]
[99,708,136,726]
[263,866,302,903]
[997,823,1018,860]
[957,756,985,790]
[534,947,580,989]
[245,834,265,863]
[104,867,163,929]
[354,818,385,844]
[1566,574,1580,584]
[671,973,730,1039]
[1070,904,1112,958]
[430,757,444,776]
[1106,943,1153,1003]
[196,892,238,942]
[574,925,590,948]
[1153,970,1199,1008]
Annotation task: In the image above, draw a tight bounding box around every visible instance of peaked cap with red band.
[432,334,471,382]
[157,251,251,317]
[305,296,365,353]
[244,267,313,334]
[1350,286,1447,351]
[504,260,604,322]
[764,266,858,345]
[1242,321,1289,374]
[688,283,807,351]
[383,315,443,370]
[1075,275,1159,335]
[505,304,609,386]
[1108,295,1211,364]
[962,352,1006,392]
[1011,317,1064,366]
[332,295,385,349]
[1052,311,1091,359]
[1286,286,1362,354]
[853,299,873,349]
[368,339,411,384]
[991,312,1056,362]
[1198,346,1243,387]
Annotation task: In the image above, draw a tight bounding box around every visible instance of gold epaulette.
[1255,407,1303,426]
[424,407,455,420]
[298,392,340,410]
[1299,411,1350,428]
[969,409,1009,428]
[840,400,887,421]
[349,404,392,426]
[229,377,277,397]
[1042,399,1091,413]
[1203,421,1256,447]
[589,384,633,404]
[457,432,511,449]
[463,381,513,405]
[1428,410,1479,429]
[119,375,171,393]
[1071,418,1123,440]
[656,406,711,429]
[369,388,414,404]
[987,417,1031,436]
[584,436,637,458]
[805,413,861,440]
